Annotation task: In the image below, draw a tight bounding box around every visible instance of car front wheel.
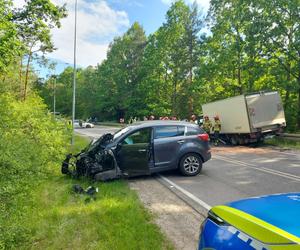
[179,153,202,176]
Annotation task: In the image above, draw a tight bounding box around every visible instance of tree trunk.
[173,80,177,116]
[237,67,242,94]
[23,51,32,101]
[236,28,243,94]
[284,62,291,113]
[188,31,194,116]
[19,56,23,98]
[284,91,290,112]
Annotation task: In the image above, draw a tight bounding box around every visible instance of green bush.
[0,93,70,248]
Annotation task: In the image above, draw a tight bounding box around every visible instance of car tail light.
[198,133,209,141]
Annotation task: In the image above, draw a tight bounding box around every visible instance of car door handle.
[138,149,146,152]
[177,140,185,144]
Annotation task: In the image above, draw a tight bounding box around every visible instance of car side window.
[122,128,151,145]
[185,126,201,136]
[178,126,185,136]
[154,126,185,139]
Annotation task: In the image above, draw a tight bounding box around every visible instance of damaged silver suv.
[62,121,211,181]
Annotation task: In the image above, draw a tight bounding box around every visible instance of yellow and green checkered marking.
[211,205,300,248]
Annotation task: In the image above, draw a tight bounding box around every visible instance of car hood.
[226,193,300,238]
[82,133,113,153]
[211,193,300,245]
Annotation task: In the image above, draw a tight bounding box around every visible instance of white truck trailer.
[202,91,286,144]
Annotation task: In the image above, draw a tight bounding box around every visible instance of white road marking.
[273,150,300,157]
[214,155,300,182]
[158,174,212,211]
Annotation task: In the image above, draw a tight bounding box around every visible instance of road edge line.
[157,174,212,211]
[214,155,300,182]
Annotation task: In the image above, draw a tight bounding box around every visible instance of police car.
[199,193,300,250]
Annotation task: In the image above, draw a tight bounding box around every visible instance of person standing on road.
[202,116,212,136]
[213,115,221,146]
[190,114,197,124]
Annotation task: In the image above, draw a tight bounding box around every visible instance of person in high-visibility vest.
[213,115,221,146]
[202,115,212,136]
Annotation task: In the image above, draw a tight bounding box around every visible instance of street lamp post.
[71,0,78,146]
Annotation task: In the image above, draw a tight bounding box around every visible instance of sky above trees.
[12,0,210,69]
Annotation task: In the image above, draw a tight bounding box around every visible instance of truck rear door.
[246,92,286,131]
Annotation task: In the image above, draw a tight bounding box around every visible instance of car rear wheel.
[179,153,202,176]
[86,125,92,128]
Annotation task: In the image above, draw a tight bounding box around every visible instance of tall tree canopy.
[39,0,300,130]
[0,0,67,100]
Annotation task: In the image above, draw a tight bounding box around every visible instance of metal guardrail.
[279,133,300,141]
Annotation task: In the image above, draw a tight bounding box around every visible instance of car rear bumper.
[202,150,211,163]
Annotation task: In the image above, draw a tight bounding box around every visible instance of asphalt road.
[76,126,300,209]
[75,125,120,139]
[163,146,300,208]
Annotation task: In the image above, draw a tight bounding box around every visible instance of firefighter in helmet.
[202,115,212,136]
[213,115,221,146]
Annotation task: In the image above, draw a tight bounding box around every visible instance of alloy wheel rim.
[183,156,200,174]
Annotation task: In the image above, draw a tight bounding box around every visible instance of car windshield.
[113,126,132,141]
[84,133,114,153]
[86,139,103,152]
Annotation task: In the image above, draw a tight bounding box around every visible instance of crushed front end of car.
[62,134,123,181]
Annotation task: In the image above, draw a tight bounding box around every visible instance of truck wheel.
[230,136,238,145]
[238,137,245,145]
[179,153,202,176]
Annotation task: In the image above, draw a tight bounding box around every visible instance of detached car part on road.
[199,193,300,250]
[62,121,211,181]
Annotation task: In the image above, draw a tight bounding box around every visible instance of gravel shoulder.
[129,177,205,250]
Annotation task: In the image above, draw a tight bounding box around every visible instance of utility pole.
[71,0,78,146]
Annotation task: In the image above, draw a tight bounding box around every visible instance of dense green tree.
[0,1,21,74]
[95,22,147,120]
[255,0,300,129]
[13,0,67,100]
[140,0,204,118]
[205,0,254,95]
[37,0,300,131]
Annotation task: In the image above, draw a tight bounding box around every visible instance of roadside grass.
[264,136,300,150]
[22,135,173,250]
[68,134,91,154]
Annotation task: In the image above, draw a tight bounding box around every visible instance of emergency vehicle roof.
[211,193,300,245]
